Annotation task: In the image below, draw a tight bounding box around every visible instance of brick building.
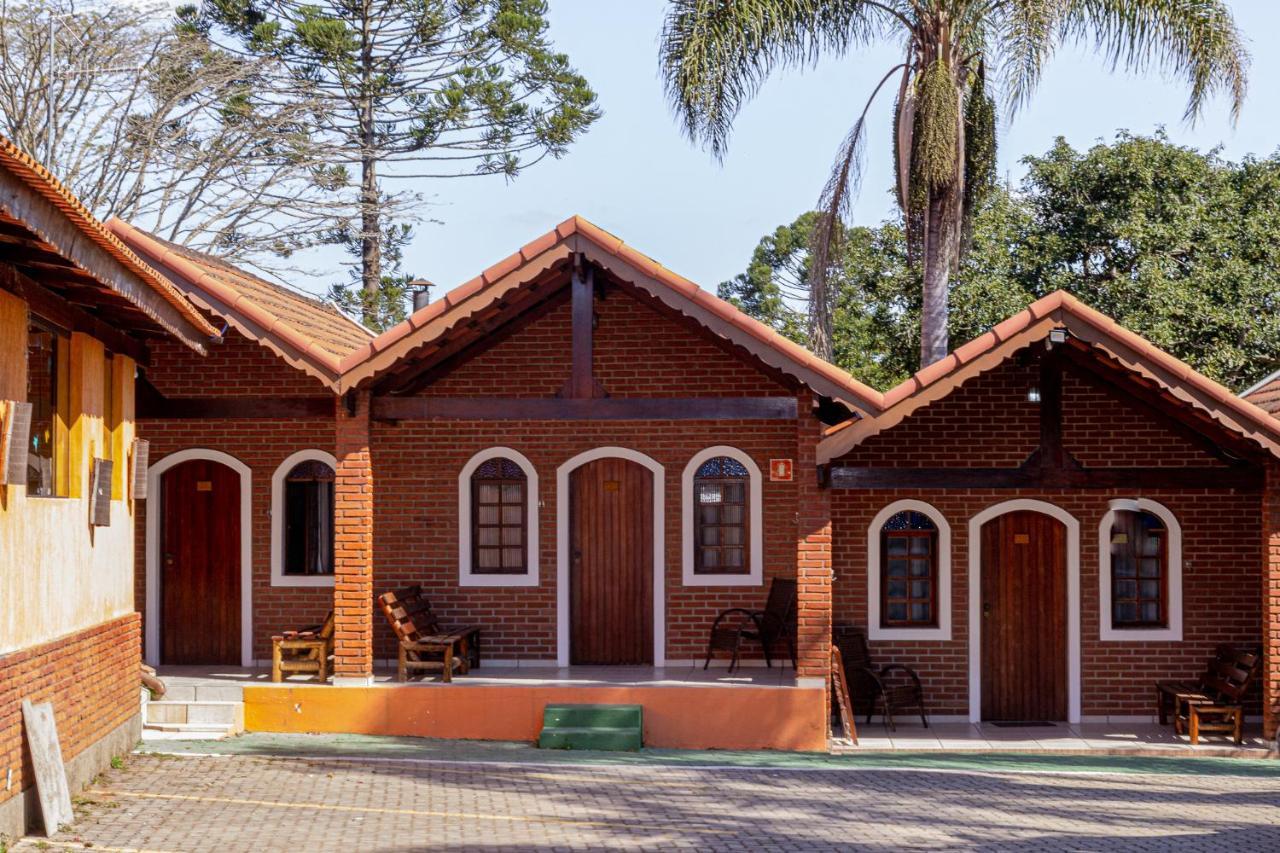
[0,137,213,839]
[106,216,1280,749]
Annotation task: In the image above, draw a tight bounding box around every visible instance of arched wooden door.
[980,510,1067,721]
[569,457,653,665]
[160,459,241,664]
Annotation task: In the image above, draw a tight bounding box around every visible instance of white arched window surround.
[1098,498,1182,642]
[459,447,540,587]
[270,450,338,588]
[867,500,952,641]
[681,446,764,587]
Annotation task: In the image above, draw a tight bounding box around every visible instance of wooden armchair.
[377,585,482,683]
[703,577,796,673]
[271,611,334,683]
[833,625,927,731]
[1156,644,1260,744]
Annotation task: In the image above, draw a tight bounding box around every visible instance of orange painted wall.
[244,684,828,752]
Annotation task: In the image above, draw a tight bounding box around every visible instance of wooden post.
[1263,460,1280,742]
[559,255,603,399]
[1039,349,1064,470]
[795,392,833,705]
[333,390,374,684]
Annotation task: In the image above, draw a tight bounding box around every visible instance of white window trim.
[270,450,338,588]
[1098,498,1182,642]
[459,447,540,587]
[681,445,763,587]
[145,448,253,668]
[867,500,952,641]
[968,499,1081,724]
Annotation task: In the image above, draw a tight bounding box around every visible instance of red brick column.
[334,390,374,683]
[1263,461,1280,741]
[796,393,833,692]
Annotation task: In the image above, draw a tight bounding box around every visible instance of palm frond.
[1063,0,1247,122]
[996,0,1067,113]
[659,0,906,159]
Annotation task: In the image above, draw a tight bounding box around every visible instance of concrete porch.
[835,720,1276,758]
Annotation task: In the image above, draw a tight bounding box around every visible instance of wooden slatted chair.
[271,611,334,683]
[1159,645,1260,745]
[833,624,927,731]
[703,577,797,673]
[1155,644,1237,725]
[377,585,482,683]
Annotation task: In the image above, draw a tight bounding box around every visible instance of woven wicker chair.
[703,578,797,673]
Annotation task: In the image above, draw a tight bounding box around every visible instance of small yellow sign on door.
[1013,533,1030,545]
[196,480,213,492]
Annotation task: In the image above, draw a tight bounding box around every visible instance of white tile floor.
[156,662,798,690]
[836,720,1274,755]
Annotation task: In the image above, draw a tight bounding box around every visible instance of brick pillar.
[333,390,374,684]
[796,393,833,693]
[1263,461,1280,742]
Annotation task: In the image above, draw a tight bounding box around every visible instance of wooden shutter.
[89,458,112,526]
[130,438,150,500]
[0,401,32,486]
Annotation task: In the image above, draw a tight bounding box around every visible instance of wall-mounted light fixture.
[1045,327,1069,350]
[1027,386,1042,403]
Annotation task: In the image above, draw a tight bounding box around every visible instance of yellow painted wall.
[0,288,139,654]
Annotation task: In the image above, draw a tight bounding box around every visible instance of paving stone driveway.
[17,746,1280,851]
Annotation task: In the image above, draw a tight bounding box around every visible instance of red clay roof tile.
[0,134,215,342]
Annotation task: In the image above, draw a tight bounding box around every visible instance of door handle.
[983,602,992,617]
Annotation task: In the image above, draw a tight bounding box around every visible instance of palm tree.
[661,0,1246,367]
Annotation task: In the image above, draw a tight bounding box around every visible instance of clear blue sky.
[333,1,1280,301]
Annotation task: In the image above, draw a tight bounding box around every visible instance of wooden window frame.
[692,458,750,576]
[879,521,940,629]
[1108,509,1168,629]
[25,316,68,498]
[470,459,529,576]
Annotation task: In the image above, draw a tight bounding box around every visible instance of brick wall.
[0,614,140,814]
[137,291,812,665]
[136,330,335,661]
[830,359,1262,718]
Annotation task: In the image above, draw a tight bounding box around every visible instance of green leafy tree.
[662,0,1246,366]
[199,0,600,328]
[730,133,1280,391]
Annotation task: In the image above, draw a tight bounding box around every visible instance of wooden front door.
[980,510,1067,721]
[160,459,241,664]
[569,457,653,665]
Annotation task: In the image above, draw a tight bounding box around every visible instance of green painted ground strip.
[137,732,1280,778]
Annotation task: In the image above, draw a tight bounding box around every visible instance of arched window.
[681,447,763,586]
[1099,499,1181,641]
[867,500,951,640]
[693,456,750,574]
[271,450,337,587]
[471,457,528,575]
[283,459,335,576]
[458,448,539,587]
[880,511,939,628]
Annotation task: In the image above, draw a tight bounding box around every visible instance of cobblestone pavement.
[16,750,1280,852]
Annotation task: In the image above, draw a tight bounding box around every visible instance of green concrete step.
[537,726,643,751]
[538,704,643,751]
[542,704,642,730]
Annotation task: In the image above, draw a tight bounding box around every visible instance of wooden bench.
[1155,644,1259,745]
[271,611,334,683]
[377,585,482,683]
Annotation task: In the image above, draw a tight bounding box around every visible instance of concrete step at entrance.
[140,721,237,741]
[157,682,246,703]
[146,701,244,729]
[538,704,643,751]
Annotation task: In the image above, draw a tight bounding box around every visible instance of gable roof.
[335,215,884,408]
[107,219,372,386]
[0,135,215,351]
[1241,367,1280,414]
[818,290,1280,463]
